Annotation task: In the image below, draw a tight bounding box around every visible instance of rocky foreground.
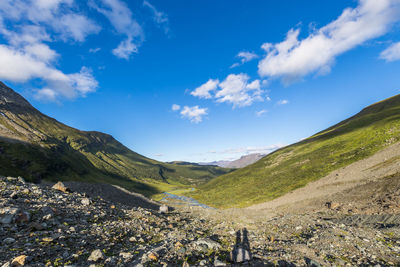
[1,177,400,266]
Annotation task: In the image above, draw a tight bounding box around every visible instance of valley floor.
[1,142,400,266]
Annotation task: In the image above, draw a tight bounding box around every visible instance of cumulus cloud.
[258,0,400,83]
[0,1,99,101]
[89,0,143,59]
[380,42,400,62]
[191,74,264,108]
[143,0,170,35]
[216,74,263,107]
[277,99,289,105]
[190,79,219,99]
[180,105,208,123]
[171,104,181,111]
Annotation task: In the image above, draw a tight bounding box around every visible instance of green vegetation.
[0,82,232,197]
[189,94,400,208]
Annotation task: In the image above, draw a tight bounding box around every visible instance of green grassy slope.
[0,82,232,196]
[189,94,400,208]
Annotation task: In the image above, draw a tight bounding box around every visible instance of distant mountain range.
[0,82,231,196]
[198,153,266,168]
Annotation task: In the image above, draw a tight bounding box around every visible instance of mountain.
[189,93,400,208]
[0,82,231,196]
[199,153,266,168]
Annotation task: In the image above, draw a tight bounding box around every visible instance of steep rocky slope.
[0,82,231,196]
[191,94,400,208]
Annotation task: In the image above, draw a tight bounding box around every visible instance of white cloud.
[0,45,97,100]
[56,13,101,42]
[231,51,258,68]
[238,51,258,63]
[277,99,289,105]
[180,105,208,123]
[258,0,400,83]
[172,104,181,111]
[0,0,100,43]
[191,74,265,107]
[112,37,138,59]
[0,0,100,101]
[256,109,267,117]
[216,74,263,107]
[143,0,170,35]
[89,47,101,53]
[89,0,143,59]
[191,79,219,99]
[380,42,400,62]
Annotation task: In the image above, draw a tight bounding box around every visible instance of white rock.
[159,205,169,213]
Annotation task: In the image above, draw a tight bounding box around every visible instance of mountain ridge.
[0,82,232,196]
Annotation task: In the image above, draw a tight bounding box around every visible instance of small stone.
[81,198,90,206]
[52,182,69,193]
[194,238,222,250]
[28,222,44,231]
[129,236,137,242]
[15,211,30,224]
[148,253,158,261]
[9,192,18,199]
[182,261,190,267]
[0,208,19,224]
[11,255,26,266]
[3,238,15,244]
[42,237,53,242]
[214,259,226,266]
[88,249,104,262]
[159,205,169,214]
[119,252,133,261]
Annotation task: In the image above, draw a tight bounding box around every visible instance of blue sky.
[1,0,400,162]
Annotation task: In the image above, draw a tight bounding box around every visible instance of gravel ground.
[1,176,400,266]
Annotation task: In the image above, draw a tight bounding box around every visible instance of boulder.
[88,249,104,262]
[52,182,69,193]
[159,205,169,214]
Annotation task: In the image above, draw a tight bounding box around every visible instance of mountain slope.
[0,82,231,196]
[190,94,400,208]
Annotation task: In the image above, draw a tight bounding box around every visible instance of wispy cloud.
[380,42,400,62]
[255,109,267,117]
[231,51,258,68]
[258,0,400,83]
[171,104,181,111]
[89,0,144,59]
[89,47,101,53]
[143,0,170,35]
[180,105,208,123]
[277,99,289,105]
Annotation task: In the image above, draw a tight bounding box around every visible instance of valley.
[1,82,400,266]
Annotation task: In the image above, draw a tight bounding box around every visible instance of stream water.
[160,191,213,209]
